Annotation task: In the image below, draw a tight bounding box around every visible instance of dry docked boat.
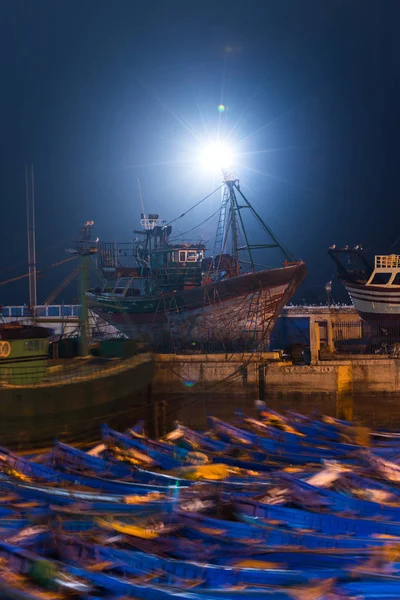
[329,247,400,321]
[88,171,306,350]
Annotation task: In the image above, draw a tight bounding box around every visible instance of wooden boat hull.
[0,354,153,451]
[89,263,307,347]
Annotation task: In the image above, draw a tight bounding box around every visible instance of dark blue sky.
[1,0,399,304]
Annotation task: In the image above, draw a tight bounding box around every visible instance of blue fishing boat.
[102,425,184,470]
[234,496,400,537]
[274,472,400,519]
[236,411,359,454]
[0,540,93,598]
[127,427,191,460]
[208,417,347,464]
[0,443,170,497]
[162,424,231,453]
[0,479,175,515]
[2,410,400,599]
[54,532,343,588]
[51,439,135,477]
[178,510,400,550]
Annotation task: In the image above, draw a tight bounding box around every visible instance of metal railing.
[375,255,400,269]
[332,320,400,355]
[152,339,270,355]
[1,304,80,319]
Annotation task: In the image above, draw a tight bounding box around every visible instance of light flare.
[199,141,234,171]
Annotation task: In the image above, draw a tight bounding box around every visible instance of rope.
[166,184,224,226]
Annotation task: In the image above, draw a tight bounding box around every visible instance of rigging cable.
[166,184,224,226]
[169,206,221,240]
[0,255,78,287]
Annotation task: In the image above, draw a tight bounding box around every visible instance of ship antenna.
[25,164,37,316]
[137,178,146,219]
[77,220,97,357]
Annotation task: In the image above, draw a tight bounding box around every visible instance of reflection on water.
[153,390,400,434]
[260,392,400,429]
[336,392,353,422]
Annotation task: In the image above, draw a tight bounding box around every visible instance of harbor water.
[151,389,400,437]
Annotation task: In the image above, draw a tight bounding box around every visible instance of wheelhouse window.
[187,251,197,262]
[370,273,391,285]
[179,251,186,262]
[24,340,43,352]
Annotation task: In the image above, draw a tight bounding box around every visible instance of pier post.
[153,399,159,439]
[309,319,320,364]
[161,400,167,436]
[146,383,155,438]
[258,363,265,401]
[327,318,335,353]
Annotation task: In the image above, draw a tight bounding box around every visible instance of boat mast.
[221,169,295,268]
[78,221,96,357]
[137,178,145,218]
[25,164,37,314]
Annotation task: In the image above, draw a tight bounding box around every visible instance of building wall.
[270,305,362,357]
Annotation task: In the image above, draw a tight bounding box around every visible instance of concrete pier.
[154,353,399,396]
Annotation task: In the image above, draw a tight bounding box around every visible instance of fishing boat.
[177,510,395,551]
[0,350,153,452]
[54,532,343,588]
[88,171,306,351]
[0,442,186,496]
[0,220,154,451]
[207,416,350,463]
[0,540,92,599]
[3,410,400,598]
[234,496,400,537]
[329,245,400,321]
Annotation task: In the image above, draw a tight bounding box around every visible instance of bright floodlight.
[200,141,233,171]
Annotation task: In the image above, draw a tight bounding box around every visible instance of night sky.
[1,0,399,306]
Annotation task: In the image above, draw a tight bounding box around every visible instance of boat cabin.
[95,211,245,298]
[0,323,51,385]
[366,255,400,287]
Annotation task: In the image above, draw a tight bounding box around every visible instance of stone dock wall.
[153,354,400,395]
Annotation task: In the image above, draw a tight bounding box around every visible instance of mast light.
[200,141,233,171]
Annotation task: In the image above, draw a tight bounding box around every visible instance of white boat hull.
[344,281,400,320]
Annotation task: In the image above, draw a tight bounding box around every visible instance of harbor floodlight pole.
[78,221,97,357]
